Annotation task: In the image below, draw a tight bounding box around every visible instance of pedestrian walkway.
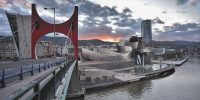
[152,58,188,66]
[0,66,58,100]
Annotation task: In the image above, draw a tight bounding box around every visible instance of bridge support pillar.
[68,61,79,94]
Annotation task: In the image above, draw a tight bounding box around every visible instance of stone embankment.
[82,63,177,93]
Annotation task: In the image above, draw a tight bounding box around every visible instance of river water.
[85,56,200,100]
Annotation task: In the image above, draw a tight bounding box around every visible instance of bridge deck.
[0,65,58,100]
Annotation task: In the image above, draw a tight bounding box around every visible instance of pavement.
[0,58,67,99]
[152,58,188,66]
[0,65,58,100]
[0,58,65,86]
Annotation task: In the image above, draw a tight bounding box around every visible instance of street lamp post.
[44,7,56,58]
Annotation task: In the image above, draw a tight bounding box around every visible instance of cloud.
[0,15,11,36]
[153,17,165,24]
[154,22,200,41]
[155,29,200,41]
[0,9,12,36]
[78,1,141,41]
[79,32,122,42]
[0,0,78,36]
[0,0,8,8]
[80,24,113,35]
[1,0,199,42]
[176,10,186,13]
[0,0,141,41]
[0,0,51,37]
[123,7,132,14]
[0,0,31,15]
[177,0,188,5]
[162,10,167,14]
[31,0,76,17]
[79,1,119,17]
[176,0,200,6]
[164,23,198,32]
[114,18,136,27]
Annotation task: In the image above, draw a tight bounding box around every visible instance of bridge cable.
[63,24,72,57]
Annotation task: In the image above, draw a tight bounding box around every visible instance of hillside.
[40,36,115,46]
[1,35,199,47]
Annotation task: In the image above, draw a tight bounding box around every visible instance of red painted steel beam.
[31,4,78,59]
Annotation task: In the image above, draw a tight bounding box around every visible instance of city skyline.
[0,1,200,99]
[0,0,200,42]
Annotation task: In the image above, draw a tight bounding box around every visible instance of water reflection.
[127,80,152,99]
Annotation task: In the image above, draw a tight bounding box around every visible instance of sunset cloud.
[0,0,200,41]
[79,33,122,42]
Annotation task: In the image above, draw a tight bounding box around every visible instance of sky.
[0,0,200,42]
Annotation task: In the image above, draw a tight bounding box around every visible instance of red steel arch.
[31,4,78,59]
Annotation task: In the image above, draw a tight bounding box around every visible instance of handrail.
[58,59,77,100]
[0,58,66,87]
[8,59,76,100]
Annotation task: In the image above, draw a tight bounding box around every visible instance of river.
[84,56,200,100]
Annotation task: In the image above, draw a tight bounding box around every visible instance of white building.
[0,41,17,59]
[36,41,54,58]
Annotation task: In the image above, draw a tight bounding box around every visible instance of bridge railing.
[0,58,37,64]
[8,59,76,100]
[0,58,66,87]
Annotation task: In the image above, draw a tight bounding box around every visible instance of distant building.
[152,41,175,48]
[0,40,17,59]
[36,41,46,58]
[141,20,152,47]
[68,47,82,56]
[36,41,54,58]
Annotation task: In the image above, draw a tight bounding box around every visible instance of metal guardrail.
[0,58,66,87]
[0,58,34,63]
[57,59,77,100]
[8,59,76,100]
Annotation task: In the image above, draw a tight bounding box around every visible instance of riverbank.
[82,64,175,93]
[85,56,200,100]
[68,58,188,99]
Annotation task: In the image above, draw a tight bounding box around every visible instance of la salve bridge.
[0,4,81,100]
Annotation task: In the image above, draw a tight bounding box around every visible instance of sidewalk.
[0,66,57,100]
[152,58,188,66]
